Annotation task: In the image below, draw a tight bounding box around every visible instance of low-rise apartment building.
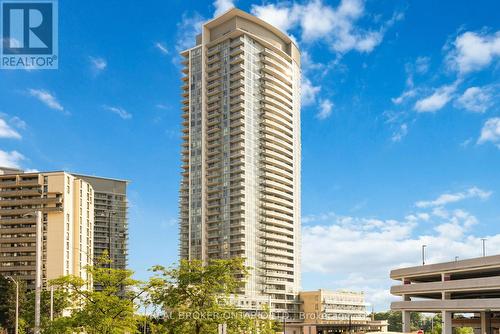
[287,290,388,334]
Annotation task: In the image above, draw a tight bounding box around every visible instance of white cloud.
[391,123,408,142]
[415,187,492,208]
[89,56,107,72]
[391,57,429,105]
[155,42,169,55]
[251,3,300,32]
[478,117,500,148]
[213,0,235,17]
[155,104,169,110]
[252,0,401,54]
[103,105,132,120]
[0,118,21,139]
[414,82,458,113]
[0,150,25,168]
[316,99,333,120]
[176,12,204,53]
[415,56,430,74]
[28,89,65,113]
[447,31,500,74]
[392,89,417,105]
[456,86,494,113]
[9,116,26,130]
[301,77,321,106]
[302,206,498,309]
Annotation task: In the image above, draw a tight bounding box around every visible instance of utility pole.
[143,304,148,334]
[34,210,42,334]
[50,285,54,321]
[422,245,427,266]
[6,276,19,334]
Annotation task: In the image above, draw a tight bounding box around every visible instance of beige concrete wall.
[72,178,94,286]
[45,172,67,280]
[392,299,500,312]
[391,255,500,280]
[45,173,94,283]
[235,16,288,52]
[300,291,322,324]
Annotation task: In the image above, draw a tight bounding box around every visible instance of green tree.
[454,327,474,334]
[21,288,70,330]
[421,313,441,334]
[374,311,423,332]
[0,276,27,333]
[46,257,146,334]
[148,258,272,334]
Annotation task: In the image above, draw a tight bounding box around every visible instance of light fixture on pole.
[422,245,427,266]
[6,276,19,334]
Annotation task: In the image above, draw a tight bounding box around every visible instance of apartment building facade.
[292,290,387,334]
[74,174,128,270]
[179,8,302,316]
[300,290,369,323]
[0,169,94,288]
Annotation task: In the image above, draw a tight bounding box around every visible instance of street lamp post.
[50,285,54,321]
[422,245,427,266]
[19,210,43,334]
[34,210,42,334]
[482,238,487,257]
[6,276,19,334]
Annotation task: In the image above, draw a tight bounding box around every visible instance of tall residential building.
[74,174,128,271]
[179,8,301,316]
[0,169,94,288]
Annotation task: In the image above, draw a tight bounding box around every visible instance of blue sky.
[1,0,500,310]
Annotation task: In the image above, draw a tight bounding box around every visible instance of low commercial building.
[0,169,94,288]
[391,254,500,334]
[286,290,388,334]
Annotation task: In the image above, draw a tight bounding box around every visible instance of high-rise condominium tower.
[179,8,301,316]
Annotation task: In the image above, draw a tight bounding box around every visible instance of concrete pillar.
[403,311,411,333]
[442,311,452,334]
[480,312,487,334]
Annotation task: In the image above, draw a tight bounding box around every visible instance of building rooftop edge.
[0,167,130,183]
[390,254,500,278]
[180,7,299,55]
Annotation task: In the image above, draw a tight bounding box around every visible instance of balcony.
[0,189,42,197]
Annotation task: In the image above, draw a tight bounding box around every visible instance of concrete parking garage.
[390,255,500,334]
